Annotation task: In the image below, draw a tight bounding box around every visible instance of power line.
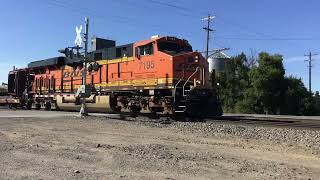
[143,1,317,49]
[211,16,312,49]
[50,0,135,23]
[148,0,191,12]
[44,0,318,53]
[141,0,271,36]
[304,51,318,93]
[141,0,201,19]
[44,0,164,30]
[215,37,320,41]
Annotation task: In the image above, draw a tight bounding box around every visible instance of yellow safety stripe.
[36,77,194,91]
[97,57,134,65]
[95,77,174,87]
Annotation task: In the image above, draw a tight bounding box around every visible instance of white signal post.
[80,17,89,116]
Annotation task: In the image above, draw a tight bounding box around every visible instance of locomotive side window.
[116,48,121,58]
[122,47,127,57]
[158,41,192,55]
[136,47,140,56]
[145,43,153,55]
[137,43,154,56]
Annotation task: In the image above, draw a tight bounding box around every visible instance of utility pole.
[201,14,215,61]
[80,17,89,116]
[201,14,216,86]
[304,51,317,93]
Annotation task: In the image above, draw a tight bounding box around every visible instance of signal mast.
[76,17,90,117]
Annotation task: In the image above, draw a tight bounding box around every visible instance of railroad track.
[72,113,320,130]
[208,116,320,130]
[1,108,319,130]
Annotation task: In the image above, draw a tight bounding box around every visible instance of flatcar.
[7,35,222,117]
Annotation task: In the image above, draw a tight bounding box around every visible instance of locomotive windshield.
[158,41,192,55]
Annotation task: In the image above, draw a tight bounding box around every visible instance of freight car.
[7,36,222,117]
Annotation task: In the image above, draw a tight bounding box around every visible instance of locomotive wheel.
[129,105,141,117]
[54,103,60,111]
[26,100,32,110]
[8,103,18,109]
[150,111,159,119]
[35,104,41,110]
[45,102,52,111]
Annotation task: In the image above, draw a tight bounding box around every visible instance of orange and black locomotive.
[7,35,222,117]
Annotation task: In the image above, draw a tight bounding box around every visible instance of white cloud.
[283,56,306,63]
[0,62,26,84]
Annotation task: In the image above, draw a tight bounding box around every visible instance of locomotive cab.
[157,37,193,55]
[136,36,221,117]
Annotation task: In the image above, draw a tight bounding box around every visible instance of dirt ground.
[0,115,319,180]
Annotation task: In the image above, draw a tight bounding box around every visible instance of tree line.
[214,52,320,115]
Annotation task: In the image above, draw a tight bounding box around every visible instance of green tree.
[214,51,320,116]
[302,91,320,116]
[216,53,250,113]
[241,52,286,114]
[234,86,264,114]
[281,76,310,115]
[314,91,320,115]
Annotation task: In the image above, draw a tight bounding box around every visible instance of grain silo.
[208,51,230,73]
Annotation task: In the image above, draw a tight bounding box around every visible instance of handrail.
[183,67,200,97]
[173,78,183,103]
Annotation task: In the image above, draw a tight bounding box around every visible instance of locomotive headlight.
[195,55,199,62]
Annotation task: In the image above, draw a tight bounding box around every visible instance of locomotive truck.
[7,35,222,117]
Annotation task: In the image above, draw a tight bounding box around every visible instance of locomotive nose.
[186,88,223,117]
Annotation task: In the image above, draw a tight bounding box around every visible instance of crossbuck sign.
[75,25,83,47]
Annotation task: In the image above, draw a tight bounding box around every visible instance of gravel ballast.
[0,114,319,179]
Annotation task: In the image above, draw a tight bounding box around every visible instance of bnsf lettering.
[71,70,82,77]
[63,71,71,78]
[63,70,83,78]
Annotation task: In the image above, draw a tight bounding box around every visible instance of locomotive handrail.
[173,78,183,103]
[182,67,200,97]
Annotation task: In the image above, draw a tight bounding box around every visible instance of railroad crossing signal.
[75,25,83,47]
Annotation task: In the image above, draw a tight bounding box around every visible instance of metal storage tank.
[208,52,230,73]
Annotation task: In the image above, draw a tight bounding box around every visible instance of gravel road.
[0,115,319,179]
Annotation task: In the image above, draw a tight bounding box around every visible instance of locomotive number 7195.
[139,61,155,70]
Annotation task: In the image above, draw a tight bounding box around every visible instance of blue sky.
[0,0,319,92]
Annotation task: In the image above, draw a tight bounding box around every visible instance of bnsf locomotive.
[7,36,222,117]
